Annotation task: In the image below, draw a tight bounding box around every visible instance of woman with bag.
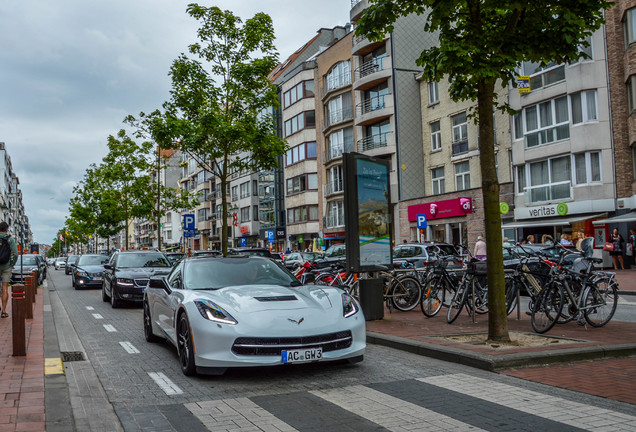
[608,228,624,270]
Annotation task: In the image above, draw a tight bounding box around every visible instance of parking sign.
[416,214,427,229]
[183,214,195,230]
[267,230,275,243]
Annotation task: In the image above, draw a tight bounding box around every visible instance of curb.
[367,331,636,371]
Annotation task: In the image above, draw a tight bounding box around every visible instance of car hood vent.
[254,295,298,302]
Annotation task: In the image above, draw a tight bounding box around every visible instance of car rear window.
[117,254,170,268]
[78,255,109,266]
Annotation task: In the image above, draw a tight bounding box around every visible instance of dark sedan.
[12,254,46,285]
[65,255,80,275]
[102,250,172,308]
[71,254,110,289]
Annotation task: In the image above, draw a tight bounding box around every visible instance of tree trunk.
[221,155,229,256]
[477,79,510,343]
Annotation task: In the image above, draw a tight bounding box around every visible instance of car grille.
[134,279,149,287]
[232,330,352,356]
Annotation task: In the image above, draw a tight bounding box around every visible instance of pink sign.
[407,197,473,221]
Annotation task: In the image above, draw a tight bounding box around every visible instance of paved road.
[47,268,636,431]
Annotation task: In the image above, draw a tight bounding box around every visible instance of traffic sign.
[416,214,427,229]
[183,214,195,230]
[184,230,196,238]
[267,230,275,243]
[240,238,247,247]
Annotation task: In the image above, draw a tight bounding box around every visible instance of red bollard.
[24,276,34,319]
[30,270,38,294]
[12,284,26,356]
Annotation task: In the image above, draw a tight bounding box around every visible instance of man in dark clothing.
[0,221,19,318]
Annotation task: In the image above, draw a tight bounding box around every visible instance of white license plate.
[282,347,323,363]
[92,277,102,281]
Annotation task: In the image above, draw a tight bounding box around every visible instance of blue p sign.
[267,230,275,243]
[183,214,195,230]
[416,214,427,229]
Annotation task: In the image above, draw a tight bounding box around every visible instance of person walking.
[575,230,585,250]
[474,235,487,260]
[608,228,625,270]
[628,228,636,269]
[0,221,19,318]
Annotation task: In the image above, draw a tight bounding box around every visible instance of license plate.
[282,347,322,363]
[92,277,102,281]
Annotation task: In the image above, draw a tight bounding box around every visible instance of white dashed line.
[92,313,103,319]
[103,324,117,332]
[86,306,94,310]
[148,372,183,395]
[119,341,140,354]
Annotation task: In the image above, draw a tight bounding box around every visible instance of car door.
[103,254,117,296]
[154,261,184,344]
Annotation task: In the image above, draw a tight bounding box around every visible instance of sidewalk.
[0,270,633,431]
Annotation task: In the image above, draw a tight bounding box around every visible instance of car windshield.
[324,245,344,257]
[392,247,413,258]
[185,258,298,289]
[16,256,37,266]
[77,255,109,266]
[117,254,170,268]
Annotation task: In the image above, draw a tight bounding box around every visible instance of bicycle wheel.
[447,279,468,324]
[556,280,580,324]
[471,276,489,315]
[531,282,564,334]
[420,275,444,317]
[347,280,360,299]
[314,273,336,286]
[390,276,422,312]
[584,279,618,327]
[504,276,518,315]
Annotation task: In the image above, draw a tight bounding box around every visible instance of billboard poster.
[356,158,391,267]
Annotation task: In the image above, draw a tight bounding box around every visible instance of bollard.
[12,284,26,356]
[30,270,38,294]
[24,276,34,319]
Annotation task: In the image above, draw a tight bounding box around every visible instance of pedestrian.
[628,228,636,268]
[284,247,291,254]
[560,233,573,246]
[575,230,585,250]
[608,228,625,270]
[474,235,487,260]
[526,234,535,244]
[541,234,554,245]
[0,221,19,318]
[403,239,408,244]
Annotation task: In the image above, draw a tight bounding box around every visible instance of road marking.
[148,372,183,395]
[418,373,636,431]
[44,358,65,375]
[103,324,117,332]
[86,306,94,310]
[618,296,636,306]
[119,341,140,354]
[92,313,103,319]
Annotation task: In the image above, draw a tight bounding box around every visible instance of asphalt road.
[46,267,636,431]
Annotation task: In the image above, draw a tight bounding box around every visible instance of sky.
[0,0,351,245]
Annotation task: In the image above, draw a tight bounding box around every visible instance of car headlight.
[76,270,88,277]
[342,293,359,318]
[194,299,237,325]
[116,278,135,287]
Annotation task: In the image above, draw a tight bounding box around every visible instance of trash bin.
[358,278,384,321]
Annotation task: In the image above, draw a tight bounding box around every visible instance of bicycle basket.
[466,260,488,276]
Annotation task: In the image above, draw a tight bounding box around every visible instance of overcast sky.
[0,0,350,245]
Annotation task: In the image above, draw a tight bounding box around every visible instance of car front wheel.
[110,287,121,308]
[177,313,196,376]
[102,284,110,302]
[143,301,160,342]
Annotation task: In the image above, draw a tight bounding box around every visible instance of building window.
[455,161,470,191]
[521,61,565,90]
[326,127,354,161]
[165,230,172,241]
[520,155,572,203]
[325,61,351,92]
[284,111,315,137]
[287,205,319,224]
[231,185,238,202]
[514,96,569,148]
[570,90,597,124]
[628,75,636,114]
[239,181,250,199]
[359,45,387,78]
[325,93,353,127]
[240,206,250,222]
[326,165,343,195]
[285,141,317,166]
[326,200,345,228]
[431,167,445,195]
[283,80,315,108]
[361,83,389,115]
[451,112,468,155]
[428,81,439,105]
[286,174,318,196]
[361,119,390,151]
[574,152,601,184]
[430,121,441,152]
[197,208,208,221]
[624,8,636,46]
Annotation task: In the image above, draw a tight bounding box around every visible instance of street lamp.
[229,204,238,248]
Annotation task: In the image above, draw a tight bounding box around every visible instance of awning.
[592,212,636,225]
[503,213,606,229]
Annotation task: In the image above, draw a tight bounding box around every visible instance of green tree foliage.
[143,3,287,255]
[356,0,611,341]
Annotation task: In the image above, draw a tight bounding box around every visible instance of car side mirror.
[104,264,113,270]
[148,276,171,294]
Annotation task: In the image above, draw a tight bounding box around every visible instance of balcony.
[323,180,344,197]
[324,139,354,163]
[324,105,354,130]
[321,73,352,100]
[451,140,469,156]
[350,0,368,22]
[353,56,392,91]
[358,132,389,152]
[355,94,393,126]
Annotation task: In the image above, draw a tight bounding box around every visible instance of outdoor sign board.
[407,197,473,221]
[183,214,195,230]
[343,152,392,273]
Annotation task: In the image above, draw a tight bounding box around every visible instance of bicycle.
[420,256,461,317]
[446,260,489,324]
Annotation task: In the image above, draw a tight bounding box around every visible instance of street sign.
[183,230,196,238]
[267,230,275,243]
[183,214,195,230]
[240,238,247,247]
[416,214,427,229]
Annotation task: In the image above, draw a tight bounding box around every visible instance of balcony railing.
[451,139,469,155]
[358,132,389,152]
[358,94,388,116]
[351,0,363,7]
[355,56,387,80]
[524,181,572,204]
[324,105,354,129]
[323,73,352,95]
[324,180,344,196]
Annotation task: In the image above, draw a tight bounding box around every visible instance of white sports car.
[143,255,366,376]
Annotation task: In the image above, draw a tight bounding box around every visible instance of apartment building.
[508,27,615,246]
[159,148,183,251]
[399,78,513,247]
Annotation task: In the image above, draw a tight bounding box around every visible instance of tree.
[141,4,287,256]
[356,0,611,342]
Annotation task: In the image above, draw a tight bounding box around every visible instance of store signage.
[240,226,249,234]
[407,197,473,221]
[525,203,568,218]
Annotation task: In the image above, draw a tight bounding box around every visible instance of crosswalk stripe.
[417,374,636,431]
[185,398,298,432]
[310,385,487,432]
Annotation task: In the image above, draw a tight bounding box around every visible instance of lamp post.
[229,205,238,248]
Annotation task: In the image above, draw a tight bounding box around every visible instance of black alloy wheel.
[143,301,159,342]
[177,313,196,376]
[110,286,121,308]
[101,283,110,302]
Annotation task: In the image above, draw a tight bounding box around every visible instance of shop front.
[407,197,473,246]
